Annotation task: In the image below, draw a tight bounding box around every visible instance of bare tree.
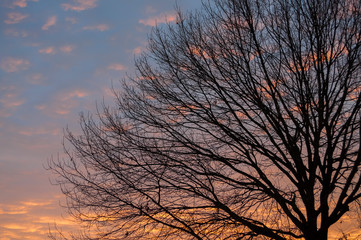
[49,0,361,239]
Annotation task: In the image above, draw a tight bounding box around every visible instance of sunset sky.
[2,1,361,240]
[0,0,201,239]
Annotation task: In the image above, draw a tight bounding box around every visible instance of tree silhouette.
[49,0,361,239]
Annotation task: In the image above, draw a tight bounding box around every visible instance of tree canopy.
[49,0,361,239]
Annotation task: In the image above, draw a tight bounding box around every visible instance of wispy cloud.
[38,45,75,54]
[107,63,125,71]
[83,24,109,31]
[27,73,46,84]
[61,90,89,100]
[0,199,73,240]
[4,12,28,24]
[13,0,27,7]
[0,204,28,215]
[18,127,60,136]
[1,57,30,72]
[42,16,56,30]
[139,12,177,27]
[11,0,38,8]
[2,99,25,108]
[62,0,98,11]
[132,46,144,55]
[60,45,75,53]
[42,89,90,115]
[0,85,25,119]
[21,200,53,207]
[38,46,56,54]
[4,29,28,37]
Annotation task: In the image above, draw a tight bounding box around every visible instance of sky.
[0,0,201,239]
[1,1,361,240]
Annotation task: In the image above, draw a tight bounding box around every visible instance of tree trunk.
[305,229,328,240]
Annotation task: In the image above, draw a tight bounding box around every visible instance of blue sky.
[0,0,201,239]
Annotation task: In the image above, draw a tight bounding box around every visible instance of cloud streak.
[1,57,30,72]
[4,12,28,24]
[62,0,98,11]
[83,24,109,31]
[27,73,46,85]
[4,29,28,37]
[38,45,75,55]
[132,46,144,55]
[107,63,125,71]
[11,0,38,8]
[0,85,25,120]
[60,45,75,53]
[18,127,60,137]
[13,0,27,8]
[38,46,56,54]
[42,16,57,30]
[37,89,90,116]
[139,12,177,27]
[0,199,74,240]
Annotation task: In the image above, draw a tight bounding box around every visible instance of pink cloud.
[42,16,56,30]
[1,57,30,72]
[35,89,90,117]
[0,86,25,119]
[102,87,116,98]
[62,90,89,100]
[132,46,143,55]
[83,24,109,31]
[27,73,46,84]
[107,63,125,71]
[60,45,75,53]
[1,99,25,108]
[62,0,98,11]
[13,0,27,7]
[38,46,56,54]
[11,0,38,8]
[139,12,177,27]
[18,127,60,136]
[38,45,74,54]
[55,109,70,115]
[4,29,28,37]
[4,12,28,24]
[53,90,89,115]
[35,104,45,110]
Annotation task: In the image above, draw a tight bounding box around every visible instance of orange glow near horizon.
[0,197,76,240]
